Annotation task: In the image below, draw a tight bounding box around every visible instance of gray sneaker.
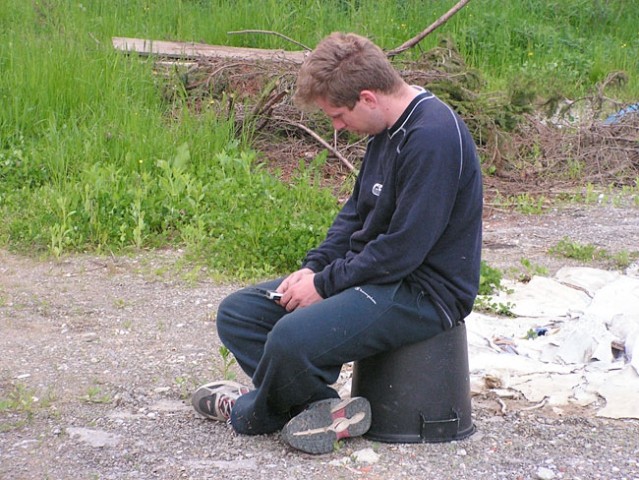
[191,380,250,422]
[281,397,371,454]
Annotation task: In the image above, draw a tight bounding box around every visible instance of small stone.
[536,466,556,480]
[67,427,121,448]
[351,448,380,464]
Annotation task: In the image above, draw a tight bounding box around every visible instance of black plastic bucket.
[351,323,475,443]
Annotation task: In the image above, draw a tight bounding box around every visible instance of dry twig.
[387,0,474,57]
[277,118,356,173]
[521,397,548,411]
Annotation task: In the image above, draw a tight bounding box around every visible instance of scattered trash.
[535,327,548,336]
[492,336,518,354]
[468,266,639,419]
[603,102,639,125]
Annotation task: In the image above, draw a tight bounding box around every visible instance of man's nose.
[331,118,345,130]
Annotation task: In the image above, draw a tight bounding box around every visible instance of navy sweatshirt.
[302,90,483,328]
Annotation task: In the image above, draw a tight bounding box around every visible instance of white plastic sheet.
[468,267,639,419]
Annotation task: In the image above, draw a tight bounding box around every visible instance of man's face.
[315,95,385,136]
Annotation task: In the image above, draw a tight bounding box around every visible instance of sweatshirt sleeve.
[301,180,363,275]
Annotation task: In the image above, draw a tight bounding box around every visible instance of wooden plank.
[112,37,306,64]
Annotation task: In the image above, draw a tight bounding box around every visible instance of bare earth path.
[1,204,639,480]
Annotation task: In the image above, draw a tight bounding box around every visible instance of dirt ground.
[1,202,639,480]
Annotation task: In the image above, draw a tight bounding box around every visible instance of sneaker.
[191,380,250,422]
[281,397,371,455]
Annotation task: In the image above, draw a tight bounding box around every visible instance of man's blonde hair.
[294,32,403,110]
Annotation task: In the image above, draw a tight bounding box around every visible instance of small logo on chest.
[372,183,383,196]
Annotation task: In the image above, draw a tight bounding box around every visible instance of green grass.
[549,237,639,269]
[455,1,639,98]
[491,192,548,215]
[1,0,638,278]
[0,2,340,278]
[0,382,56,431]
[43,0,637,100]
[218,346,238,381]
[82,385,112,404]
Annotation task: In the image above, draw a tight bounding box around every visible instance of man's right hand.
[277,268,322,311]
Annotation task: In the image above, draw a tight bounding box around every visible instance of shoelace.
[217,395,235,420]
[216,386,249,421]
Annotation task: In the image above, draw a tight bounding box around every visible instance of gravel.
[1,203,639,480]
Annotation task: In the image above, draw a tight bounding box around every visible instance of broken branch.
[386,0,473,57]
[278,118,356,173]
[227,30,311,52]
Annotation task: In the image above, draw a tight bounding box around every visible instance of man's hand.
[278,268,323,311]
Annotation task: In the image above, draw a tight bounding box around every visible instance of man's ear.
[359,90,378,107]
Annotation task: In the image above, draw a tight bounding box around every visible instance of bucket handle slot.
[419,410,460,442]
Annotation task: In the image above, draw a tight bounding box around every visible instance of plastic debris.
[603,102,639,125]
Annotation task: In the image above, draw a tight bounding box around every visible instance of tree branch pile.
[154,42,638,196]
[487,113,639,194]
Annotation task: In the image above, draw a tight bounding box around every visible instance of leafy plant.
[478,260,504,296]
[474,296,516,317]
[82,385,112,404]
[549,237,639,269]
[174,376,190,400]
[0,382,38,414]
[0,382,55,430]
[475,261,515,316]
[609,250,636,270]
[508,193,547,215]
[549,237,602,262]
[514,257,549,283]
[218,346,238,381]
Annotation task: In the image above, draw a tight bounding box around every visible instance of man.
[192,32,483,455]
